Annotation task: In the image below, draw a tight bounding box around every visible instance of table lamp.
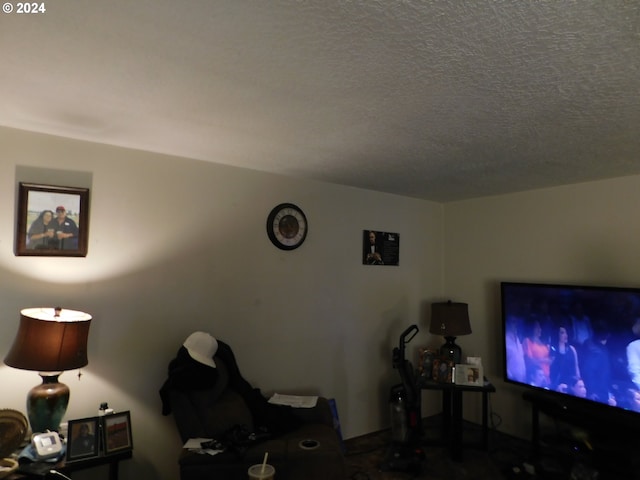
[4,307,92,433]
[429,300,471,364]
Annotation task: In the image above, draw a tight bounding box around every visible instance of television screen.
[501,281,640,417]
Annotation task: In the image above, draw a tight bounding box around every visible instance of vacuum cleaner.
[379,324,425,474]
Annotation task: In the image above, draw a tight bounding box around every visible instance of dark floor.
[343,415,529,480]
[342,415,635,480]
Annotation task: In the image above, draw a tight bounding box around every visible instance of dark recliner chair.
[161,339,345,480]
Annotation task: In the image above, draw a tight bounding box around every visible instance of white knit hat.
[183,331,218,368]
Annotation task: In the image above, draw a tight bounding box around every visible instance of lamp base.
[27,373,69,433]
[439,336,462,364]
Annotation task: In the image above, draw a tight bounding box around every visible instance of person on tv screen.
[556,376,587,399]
[523,320,551,387]
[570,377,587,398]
[505,314,527,383]
[529,366,550,389]
[569,301,593,350]
[581,320,617,406]
[550,325,581,390]
[626,317,640,390]
[622,387,640,412]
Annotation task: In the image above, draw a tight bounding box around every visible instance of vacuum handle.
[400,324,418,346]
[397,324,418,361]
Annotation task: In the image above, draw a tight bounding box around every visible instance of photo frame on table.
[454,363,484,387]
[103,411,133,455]
[15,182,89,257]
[417,347,437,380]
[67,417,100,461]
[432,357,455,383]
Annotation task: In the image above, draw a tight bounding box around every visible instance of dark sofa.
[161,340,345,480]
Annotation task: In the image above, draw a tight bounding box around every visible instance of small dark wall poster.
[362,230,400,266]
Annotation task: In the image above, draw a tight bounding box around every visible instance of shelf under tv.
[523,390,640,478]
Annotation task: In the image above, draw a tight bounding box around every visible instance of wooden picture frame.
[67,417,100,461]
[15,182,89,257]
[103,411,133,455]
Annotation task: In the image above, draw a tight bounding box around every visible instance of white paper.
[466,356,482,366]
[183,437,212,449]
[183,438,223,455]
[268,393,318,408]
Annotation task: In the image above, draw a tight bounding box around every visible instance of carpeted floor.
[343,415,537,480]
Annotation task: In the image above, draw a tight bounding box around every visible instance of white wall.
[0,126,444,480]
[443,175,640,439]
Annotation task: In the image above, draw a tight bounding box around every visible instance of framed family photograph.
[67,417,99,461]
[103,411,133,455]
[15,182,90,257]
[432,357,455,383]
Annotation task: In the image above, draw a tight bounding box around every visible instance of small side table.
[8,450,132,480]
[419,376,496,461]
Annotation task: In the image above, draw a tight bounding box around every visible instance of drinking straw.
[261,452,268,475]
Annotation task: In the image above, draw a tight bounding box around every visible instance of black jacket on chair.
[160,339,345,480]
[160,341,301,436]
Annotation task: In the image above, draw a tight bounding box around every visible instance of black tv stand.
[523,391,640,479]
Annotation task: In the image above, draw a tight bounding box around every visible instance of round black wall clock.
[266,203,308,250]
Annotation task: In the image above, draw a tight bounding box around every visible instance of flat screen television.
[501,281,640,428]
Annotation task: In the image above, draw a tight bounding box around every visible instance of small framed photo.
[454,364,484,387]
[418,347,437,379]
[433,357,455,383]
[103,411,133,455]
[15,182,90,257]
[67,417,99,461]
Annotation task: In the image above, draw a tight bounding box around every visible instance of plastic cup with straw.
[248,452,274,480]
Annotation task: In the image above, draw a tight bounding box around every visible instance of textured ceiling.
[1,1,639,202]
